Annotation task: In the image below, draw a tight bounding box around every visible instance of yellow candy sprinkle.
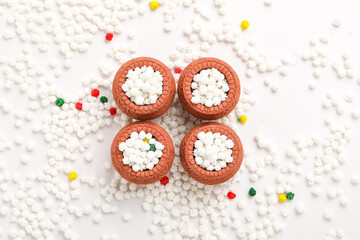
[69,172,78,181]
[143,138,149,143]
[238,115,247,123]
[278,194,287,203]
[149,1,159,10]
[241,20,250,30]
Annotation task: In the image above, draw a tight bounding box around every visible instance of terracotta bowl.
[111,121,175,185]
[112,57,176,120]
[180,122,243,185]
[177,57,240,120]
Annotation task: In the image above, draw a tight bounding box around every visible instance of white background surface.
[1,0,360,239]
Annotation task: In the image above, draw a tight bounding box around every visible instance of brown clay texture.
[180,122,243,185]
[111,121,175,185]
[177,57,241,120]
[112,57,176,120]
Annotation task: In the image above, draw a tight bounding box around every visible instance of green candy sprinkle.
[249,187,256,197]
[100,96,108,103]
[286,192,295,200]
[150,144,156,152]
[55,98,64,107]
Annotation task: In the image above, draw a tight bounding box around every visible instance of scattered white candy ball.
[295,204,305,215]
[123,212,133,222]
[351,175,360,185]
[332,18,341,27]
[323,210,334,221]
[93,214,103,224]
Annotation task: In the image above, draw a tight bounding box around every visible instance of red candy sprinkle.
[105,33,113,41]
[75,102,82,110]
[91,89,100,97]
[174,67,182,74]
[227,192,236,199]
[160,176,169,185]
[109,108,117,115]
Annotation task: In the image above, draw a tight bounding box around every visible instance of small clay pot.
[177,57,240,120]
[111,121,175,185]
[180,122,243,185]
[112,57,176,120]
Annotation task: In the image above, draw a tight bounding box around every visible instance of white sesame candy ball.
[225,139,234,148]
[123,66,163,106]
[130,132,138,139]
[193,132,233,171]
[138,131,146,139]
[119,131,163,172]
[191,68,228,107]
